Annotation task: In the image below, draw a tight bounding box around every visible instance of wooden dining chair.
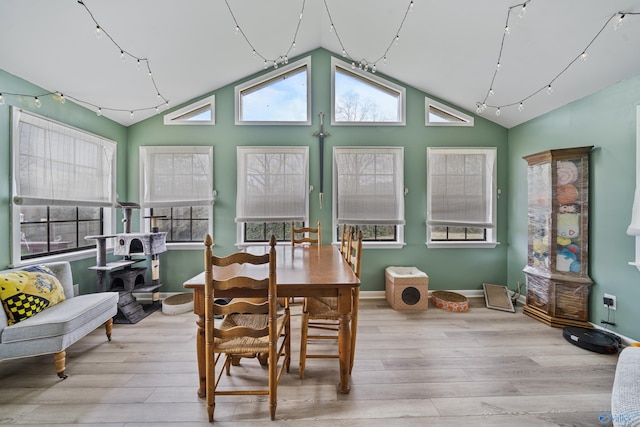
[299,229,363,379]
[339,224,353,260]
[291,220,321,246]
[204,234,291,422]
[289,220,321,304]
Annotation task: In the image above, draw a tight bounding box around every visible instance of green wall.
[3,49,638,341]
[127,49,510,294]
[507,74,640,341]
[0,69,129,293]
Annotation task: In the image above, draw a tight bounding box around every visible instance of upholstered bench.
[0,261,118,379]
[611,345,640,426]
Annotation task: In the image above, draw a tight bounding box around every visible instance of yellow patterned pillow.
[0,266,66,325]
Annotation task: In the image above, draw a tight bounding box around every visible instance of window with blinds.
[11,108,116,262]
[236,146,309,244]
[426,147,497,247]
[333,147,405,246]
[139,146,214,244]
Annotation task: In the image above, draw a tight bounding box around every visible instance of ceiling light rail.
[224,0,307,70]
[2,2,173,120]
[477,4,639,117]
[324,0,414,73]
[76,0,169,116]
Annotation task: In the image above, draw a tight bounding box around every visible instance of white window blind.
[334,147,405,225]
[140,146,214,207]
[427,147,496,228]
[12,108,116,207]
[236,146,309,222]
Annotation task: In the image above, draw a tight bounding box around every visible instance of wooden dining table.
[183,244,360,397]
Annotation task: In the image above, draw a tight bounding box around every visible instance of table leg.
[193,289,206,398]
[196,314,206,398]
[337,288,352,394]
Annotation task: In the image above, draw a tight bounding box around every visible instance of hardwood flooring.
[0,298,619,426]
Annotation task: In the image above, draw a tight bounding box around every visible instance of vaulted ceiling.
[1,0,639,128]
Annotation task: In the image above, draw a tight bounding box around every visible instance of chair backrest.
[339,225,353,260]
[291,220,321,246]
[346,229,363,278]
[204,234,277,340]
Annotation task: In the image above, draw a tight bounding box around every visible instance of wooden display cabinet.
[523,146,593,327]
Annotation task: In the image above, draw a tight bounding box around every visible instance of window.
[235,56,311,125]
[426,147,497,248]
[11,108,116,263]
[163,95,215,125]
[333,147,405,247]
[244,221,305,243]
[148,207,209,243]
[425,97,474,127]
[236,147,309,245]
[19,206,103,260]
[139,146,214,246]
[331,57,406,126]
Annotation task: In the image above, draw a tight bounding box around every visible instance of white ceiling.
[1,0,639,128]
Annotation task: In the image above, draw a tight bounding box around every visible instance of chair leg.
[53,351,67,379]
[225,355,232,376]
[105,318,113,341]
[299,311,310,379]
[207,403,215,422]
[285,306,291,373]
[349,288,360,375]
[269,329,277,421]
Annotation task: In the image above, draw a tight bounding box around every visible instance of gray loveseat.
[611,345,640,427]
[0,261,118,378]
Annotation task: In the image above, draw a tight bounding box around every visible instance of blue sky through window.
[241,69,308,122]
[335,69,400,122]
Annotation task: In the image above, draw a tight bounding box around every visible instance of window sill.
[236,242,296,250]
[12,248,99,269]
[332,241,406,249]
[165,242,206,250]
[426,241,500,249]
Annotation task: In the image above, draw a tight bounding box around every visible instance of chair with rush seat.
[339,224,354,260]
[290,220,322,305]
[299,229,362,378]
[291,220,322,246]
[203,234,291,422]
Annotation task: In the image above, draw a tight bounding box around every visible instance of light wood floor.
[0,298,619,426]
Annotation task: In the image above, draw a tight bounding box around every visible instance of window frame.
[332,146,405,249]
[140,206,213,250]
[331,57,406,126]
[426,147,498,249]
[241,221,306,244]
[163,95,215,126]
[234,56,311,126]
[425,97,474,127]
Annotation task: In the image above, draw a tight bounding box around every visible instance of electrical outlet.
[603,293,617,310]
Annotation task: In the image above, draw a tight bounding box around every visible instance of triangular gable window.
[235,56,311,125]
[425,97,473,127]
[164,95,215,125]
[331,57,406,126]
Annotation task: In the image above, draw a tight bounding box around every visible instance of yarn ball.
[557,160,579,186]
[569,261,581,273]
[567,243,580,255]
[557,184,578,205]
